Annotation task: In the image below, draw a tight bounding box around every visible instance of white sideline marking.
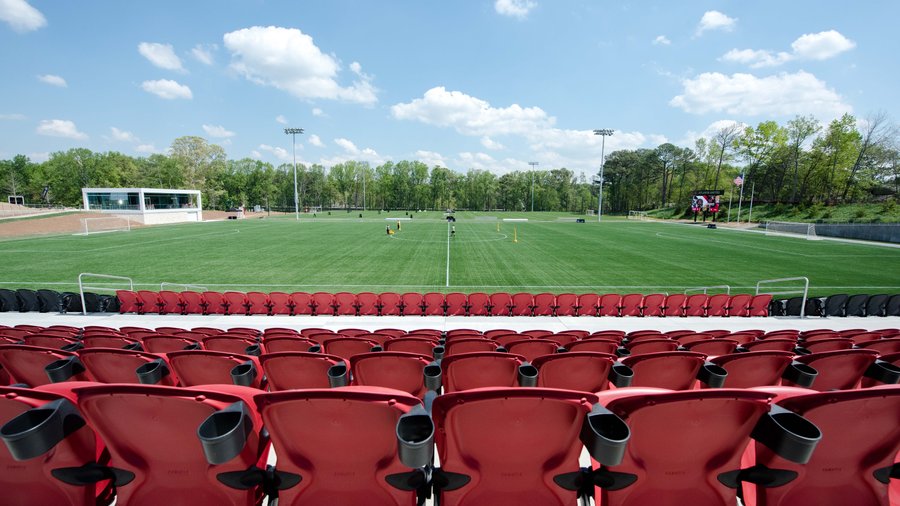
[502,218,528,222]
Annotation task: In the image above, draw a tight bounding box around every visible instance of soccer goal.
[764,221,820,240]
[628,210,649,221]
[78,216,132,236]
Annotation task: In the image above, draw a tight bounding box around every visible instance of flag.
[733,175,744,186]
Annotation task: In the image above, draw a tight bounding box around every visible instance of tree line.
[1,113,896,214]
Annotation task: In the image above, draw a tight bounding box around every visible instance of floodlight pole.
[593,129,614,222]
[528,161,539,212]
[284,127,304,220]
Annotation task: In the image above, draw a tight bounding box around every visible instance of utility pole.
[593,129,614,222]
[528,161,539,212]
[283,127,304,220]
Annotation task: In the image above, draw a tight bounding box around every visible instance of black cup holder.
[423,362,442,391]
[864,360,900,385]
[396,405,435,468]
[327,363,349,388]
[197,401,253,465]
[243,344,262,357]
[0,399,86,461]
[44,356,86,384]
[183,342,202,351]
[370,345,383,352]
[123,342,144,352]
[60,342,84,352]
[307,344,322,353]
[615,346,631,357]
[751,405,821,464]
[230,361,258,387]
[495,346,508,353]
[432,345,445,361]
[135,359,171,385]
[697,362,728,388]
[556,346,568,354]
[609,362,634,388]
[581,404,631,466]
[517,363,538,387]
[782,361,818,388]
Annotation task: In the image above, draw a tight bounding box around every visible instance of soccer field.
[1,212,898,296]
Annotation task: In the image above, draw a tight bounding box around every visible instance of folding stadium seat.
[400,292,424,315]
[167,350,264,388]
[444,338,500,356]
[492,333,527,348]
[524,329,560,338]
[484,329,516,340]
[746,293,774,316]
[555,293,578,316]
[628,329,661,339]
[505,339,564,362]
[432,388,629,506]
[384,337,441,357]
[0,289,20,311]
[268,291,293,315]
[682,339,739,356]
[264,327,299,336]
[155,326,187,335]
[259,351,346,391]
[379,292,403,315]
[15,289,40,312]
[115,290,142,314]
[683,294,709,317]
[566,339,621,355]
[865,293,890,317]
[66,383,270,505]
[591,388,820,506]
[22,334,80,350]
[784,349,879,391]
[81,335,143,350]
[221,292,248,315]
[532,292,556,316]
[639,293,666,316]
[704,329,732,337]
[467,292,491,316]
[356,292,380,316]
[800,329,840,341]
[441,352,535,392]
[78,348,177,385]
[836,328,868,338]
[548,333,580,346]
[245,292,270,315]
[300,327,333,338]
[670,332,714,346]
[375,328,407,338]
[860,352,900,388]
[821,293,849,317]
[322,337,380,361]
[532,351,633,392]
[845,294,870,317]
[857,338,900,355]
[447,328,481,338]
[350,351,440,398]
[175,290,203,314]
[626,338,680,356]
[741,339,798,353]
[142,335,202,354]
[201,335,262,356]
[291,292,315,315]
[134,290,161,314]
[662,293,687,317]
[710,351,813,389]
[704,293,730,317]
[333,292,358,316]
[255,387,433,505]
[847,331,884,343]
[800,338,854,353]
[0,345,93,387]
[579,293,602,316]
[445,292,468,316]
[886,294,900,316]
[619,293,643,317]
[261,336,318,353]
[310,292,335,316]
[489,292,513,316]
[152,290,182,315]
[0,385,115,506]
[201,291,228,314]
[357,332,392,345]
[410,328,443,338]
[622,351,726,390]
[762,329,800,340]
[743,386,900,506]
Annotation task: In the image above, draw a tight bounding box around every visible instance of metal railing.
[160,282,208,292]
[756,276,809,319]
[684,284,731,295]
[78,273,134,315]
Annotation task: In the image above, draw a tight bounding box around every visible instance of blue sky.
[1,0,896,177]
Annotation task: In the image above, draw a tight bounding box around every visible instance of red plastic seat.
[682,339,738,356]
[555,293,578,316]
[22,334,79,349]
[597,293,620,317]
[727,294,752,317]
[787,349,879,391]
[201,335,262,356]
[423,292,445,316]
[706,293,730,316]
[491,333,524,348]
[566,339,619,355]
[441,352,530,393]
[311,292,335,316]
[444,338,499,356]
[142,335,201,354]
[116,290,143,314]
[445,293,468,316]
[137,291,162,314]
[532,351,624,392]
[333,292,358,316]
[467,292,490,316]
[749,293,773,316]
[710,351,795,388]
[0,345,94,386]
[505,339,562,362]
[857,338,900,355]
[861,352,900,388]
[290,292,314,315]
[166,350,264,389]
[244,292,269,315]
[322,337,379,361]
[261,337,319,354]
[71,383,270,505]
[259,352,345,391]
[625,338,679,356]
[220,292,246,315]
[158,290,185,315]
[510,292,534,316]
[641,293,666,317]
[802,338,854,353]
[384,337,441,357]
[78,348,177,385]
[489,292,513,316]
[622,351,710,390]
[683,294,709,317]
[81,335,142,350]
[619,294,643,317]
[400,292,424,315]
[155,326,187,335]
[202,291,228,314]
[264,292,290,315]
[742,339,797,353]
[532,293,556,316]
[663,294,687,317]
[254,387,429,505]
[379,292,403,316]
[350,351,438,398]
[180,291,206,314]
[356,292,379,316]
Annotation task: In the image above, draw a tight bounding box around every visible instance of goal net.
[628,210,649,221]
[78,216,132,236]
[764,221,820,240]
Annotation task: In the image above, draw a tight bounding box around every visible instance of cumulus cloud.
[312,107,324,116]
[695,10,736,36]
[721,30,855,68]
[37,74,66,87]
[415,150,447,168]
[191,43,216,65]
[138,42,184,71]
[141,79,193,99]
[202,124,236,138]
[135,144,159,154]
[480,136,505,150]
[679,119,749,146]
[223,26,377,104]
[28,152,49,162]
[0,0,46,32]
[494,0,536,19]
[308,134,324,147]
[275,114,288,125]
[258,143,291,161]
[0,113,26,120]
[670,71,851,118]
[652,35,671,46]
[36,119,88,140]
[110,127,137,142]
[335,137,359,154]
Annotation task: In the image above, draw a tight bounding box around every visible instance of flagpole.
[747,182,755,223]
[736,172,746,223]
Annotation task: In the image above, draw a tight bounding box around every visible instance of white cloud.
[36,119,88,140]
[223,26,377,104]
[138,42,184,71]
[695,10,736,36]
[335,137,359,154]
[0,113,26,120]
[135,144,159,154]
[0,0,46,32]
[480,136,505,150]
[312,107,324,116]
[275,114,288,125]
[494,0,536,19]
[308,134,324,147]
[791,30,856,60]
[37,74,66,87]
[259,144,292,161]
[652,35,671,46]
[191,43,216,65]
[721,30,855,68]
[415,150,447,168]
[250,150,263,159]
[680,119,748,146]
[28,152,49,162]
[670,71,851,118]
[141,79,193,99]
[110,127,137,142]
[202,124,236,138]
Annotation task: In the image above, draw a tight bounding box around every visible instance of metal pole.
[363,171,366,211]
[736,171,745,223]
[593,129,614,222]
[747,182,755,223]
[528,161,538,212]
[284,128,304,220]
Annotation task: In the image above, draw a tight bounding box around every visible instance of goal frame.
[78,216,132,236]
[764,220,820,240]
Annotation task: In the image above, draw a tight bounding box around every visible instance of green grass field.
[1,211,898,296]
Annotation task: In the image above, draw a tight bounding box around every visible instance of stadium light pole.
[528,161,539,212]
[284,128,304,220]
[593,129,614,222]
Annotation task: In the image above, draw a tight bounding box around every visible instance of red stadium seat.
[577,293,601,317]
[137,291,162,314]
[311,292,334,316]
[493,333,527,348]
[484,329,516,340]
[445,293,468,316]
[441,352,533,392]
[422,292,445,316]
[78,348,177,385]
[350,351,439,398]
[261,337,319,354]
[0,345,93,386]
[710,351,804,389]
[22,334,79,350]
[505,339,562,362]
[566,339,620,355]
[444,338,499,356]
[489,292,513,316]
[222,292,248,315]
[259,351,346,391]
[142,335,201,354]
[268,291,293,315]
[705,293,730,316]
[742,339,798,353]
[201,335,262,356]
[625,338,679,356]
[166,350,264,388]
[331,292,357,316]
[245,292,270,315]
[786,349,879,391]
[202,291,228,314]
[619,293,644,317]
[510,292,534,316]
[380,292,404,315]
[158,290,185,315]
[682,339,738,356]
[532,293,556,316]
[467,292,490,316]
[322,337,380,361]
[727,294,752,317]
[683,294,709,317]
[641,293,666,316]
[801,338,854,353]
[533,351,631,392]
[155,326,187,335]
[555,293,578,316]
[597,293,620,317]
[81,335,143,350]
[622,351,719,390]
[384,337,441,357]
[356,292,379,316]
[749,293,773,316]
[116,290,143,314]
[857,338,900,355]
[180,291,206,314]
[290,292,314,315]
[662,294,687,317]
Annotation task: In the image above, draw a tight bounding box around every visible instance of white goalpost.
[627,210,649,221]
[764,220,820,240]
[78,216,132,236]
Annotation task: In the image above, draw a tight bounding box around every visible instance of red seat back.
[166,350,263,389]
[505,339,561,362]
[684,294,709,317]
[379,292,403,315]
[0,345,93,386]
[749,294,773,316]
[489,292,513,316]
[622,351,706,390]
[142,335,201,354]
[619,294,643,317]
[533,351,618,392]
[663,294,687,317]
[158,291,184,315]
[356,292,379,315]
[262,337,319,354]
[246,292,270,315]
[180,291,206,314]
[268,292,292,315]
[791,349,879,391]
[322,338,379,361]
[116,290,142,313]
[202,292,227,314]
[441,352,525,393]
[79,348,177,385]
[259,352,345,391]
[445,293,467,316]
[727,294,752,317]
[510,292,534,316]
[311,292,334,316]
[467,292,490,316]
[555,293,578,316]
[290,292,314,315]
[423,292,445,316]
[351,352,435,398]
[444,338,498,356]
[532,293,556,316]
[706,293,730,316]
[137,291,161,314]
[597,293,620,317]
[641,293,666,317]
[333,292,358,316]
[711,351,794,388]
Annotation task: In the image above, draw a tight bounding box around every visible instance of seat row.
[1,381,898,505]
[114,290,777,317]
[776,293,900,317]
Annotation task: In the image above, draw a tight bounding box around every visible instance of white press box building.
[82,188,202,225]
